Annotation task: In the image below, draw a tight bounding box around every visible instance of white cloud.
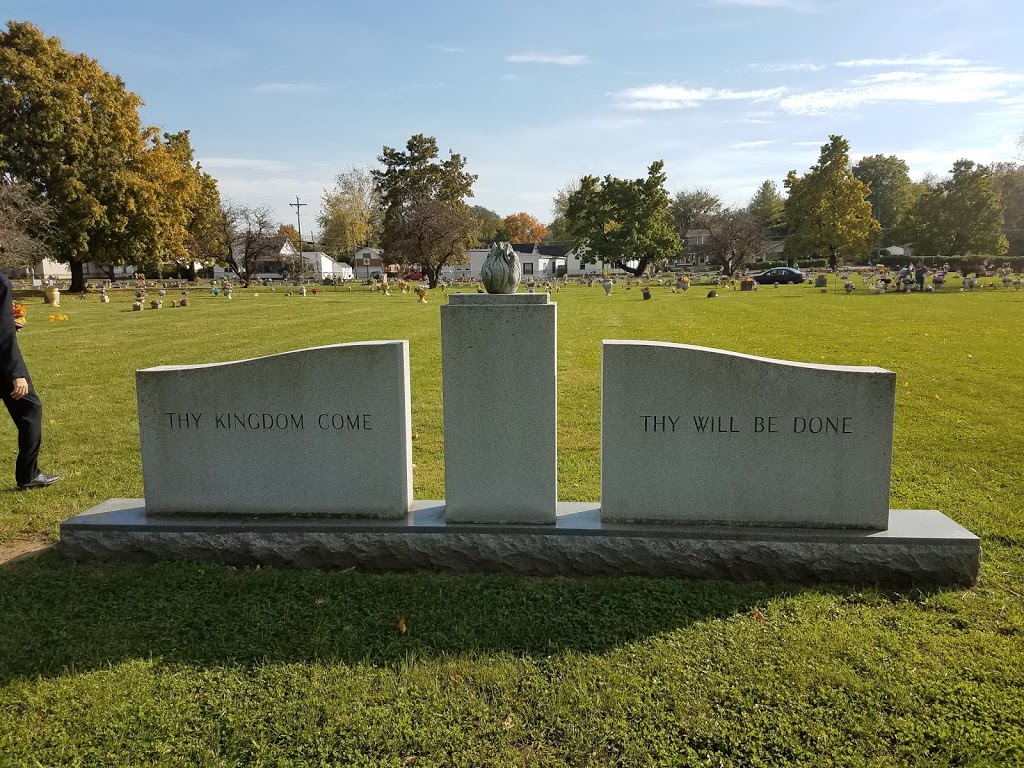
[613,84,786,110]
[252,82,325,95]
[430,44,468,54]
[778,67,1024,114]
[746,61,823,73]
[506,52,589,66]
[836,53,971,68]
[731,140,780,149]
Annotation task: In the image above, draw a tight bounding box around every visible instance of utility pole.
[289,196,307,283]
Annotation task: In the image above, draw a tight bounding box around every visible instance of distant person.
[915,260,927,292]
[0,270,59,490]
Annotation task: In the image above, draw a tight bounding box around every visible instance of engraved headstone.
[136,342,413,517]
[601,341,896,529]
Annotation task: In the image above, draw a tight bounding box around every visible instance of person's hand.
[11,378,28,400]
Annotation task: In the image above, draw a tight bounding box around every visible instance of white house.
[301,251,353,281]
[440,243,583,281]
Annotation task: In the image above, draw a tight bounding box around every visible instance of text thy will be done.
[641,415,854,435]
[163,412,373,431]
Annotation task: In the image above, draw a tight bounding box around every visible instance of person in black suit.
[0,272,59,490]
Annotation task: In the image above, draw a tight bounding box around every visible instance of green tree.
[185,170,225,277]
[318,165,380,257]
[545,179,581,242]
[372,134,477,285]
[0,21,149,291]
[669,187,722,235]
[565,161,681,277]
[469,205,502,245]
[783,135,879,270]
[746,180,785,235]
[988,162,1024,256]
[904,160,1007,258]
[851,154,915,247]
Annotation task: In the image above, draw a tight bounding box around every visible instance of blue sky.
[8,0,1024,232]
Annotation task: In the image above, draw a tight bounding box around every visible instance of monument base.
[60,500,980,587]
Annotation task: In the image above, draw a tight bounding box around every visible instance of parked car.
[403,272,424,281]
[752,267,806,285]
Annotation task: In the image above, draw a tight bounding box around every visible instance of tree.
[278,223,301,251]
[185,170,225,276]
[501,212,548,243]
[669,187,722,235]
[989,162,1024,256]
[545,179,581,242]
[318,166,380,257]
[386,197,474,287]
[903,160,1007,258]
[0,176,54,269]
[469,205,502,245]
[0,21,150,291]
[851,154,915,243]
[373,134,477,283]
[218,201,279,286]
[705,209,770,276]
[746,180,785,235]
[564,161,681,277]
[783,135,879,270]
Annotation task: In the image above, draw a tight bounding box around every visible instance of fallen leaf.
[402,757,418,766]
[752,609,768,623]
[502,715,514,729]
[397,616,407,634]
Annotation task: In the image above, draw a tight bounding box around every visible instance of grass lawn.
[1,278,1022,766]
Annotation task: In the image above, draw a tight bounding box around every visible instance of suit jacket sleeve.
[0,275,29,381]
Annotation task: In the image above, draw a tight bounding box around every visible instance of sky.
[7,0,1024,233]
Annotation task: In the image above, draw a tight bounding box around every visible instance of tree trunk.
[69,258,85,293]
[618,257,648,277]
[828,251,838,271]
[426,265,439,289]
[187,262,197,281]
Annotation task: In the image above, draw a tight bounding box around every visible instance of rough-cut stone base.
[60,500,980,587]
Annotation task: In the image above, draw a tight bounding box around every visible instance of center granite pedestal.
[60,500,980,587]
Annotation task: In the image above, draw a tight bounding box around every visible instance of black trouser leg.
[2,375,42,486]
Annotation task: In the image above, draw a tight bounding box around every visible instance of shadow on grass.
[0,550,843,682]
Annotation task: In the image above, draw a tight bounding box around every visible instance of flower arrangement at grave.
[640,286,652,300]
[740,276,755,292]
[844,280,856,294]
[48,312,69,321]
[13,302,27,330]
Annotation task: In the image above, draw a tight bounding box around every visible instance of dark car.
[752,267,806,285]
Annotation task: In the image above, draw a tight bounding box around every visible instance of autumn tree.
[746,180,786,235]
[318,165,380,257]
[564,160,681,277]
[852,154,915,245]
[185,171,226,274]
[783,135,879,270]
[501,212,548,243]
[373,134,477,285]
[903,160,1007,258]
[387,197,474,287]
[0,175,54,268]
[705,209,770,276]
[218,201,279,286]
[0,21,151,291]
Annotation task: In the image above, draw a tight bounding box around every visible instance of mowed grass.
[0,279,1022,766]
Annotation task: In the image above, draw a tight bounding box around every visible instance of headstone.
[137,342,413,518]
[601,341,895,529]
[441,294,557,523]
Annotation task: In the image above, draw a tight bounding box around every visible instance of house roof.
[511,243,537,254]
[537,244,572,258]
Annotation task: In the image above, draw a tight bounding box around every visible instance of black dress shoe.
[18,472,61,490]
